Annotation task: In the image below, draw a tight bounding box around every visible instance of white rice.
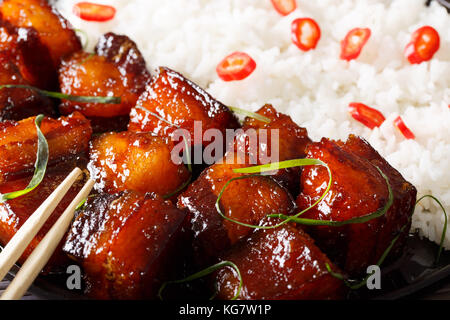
[55,0,450,248]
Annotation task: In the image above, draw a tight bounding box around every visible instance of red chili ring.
[216,52,257,82]
[404,26,440,64]
[291,18,321,51]
[349,102,386,129]
[340,28,371,61]
[271,0,297,16]
[394,116,415,139]
[73,2,116,22]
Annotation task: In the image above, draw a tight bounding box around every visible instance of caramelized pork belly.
[88,131,190,196]
[0,0,81,67]
[59,34,150,132]
[64,191,187,299]
[0,18,56,89]
[95,32,150,80]
[214,221,346,300]
[0,160,88,272]
[128,67,240,148]
[296,135,417,276]
[0,112,92,183]
[234,104,312,194]
[0,54,55,120]
[177,153,295,265]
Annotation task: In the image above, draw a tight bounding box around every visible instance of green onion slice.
[216,159,393,231]
[326,221,408,290]
[0,115,49,202]
[271,167,393,227]
[135,106,180,128]
[228,106,271,124]
[416,195,448,264]
[215,158,331,230]
[0,84,121,104]
[74,28,89,50]
[158,260,242,301]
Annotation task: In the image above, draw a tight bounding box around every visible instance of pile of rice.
[56,0,450,248]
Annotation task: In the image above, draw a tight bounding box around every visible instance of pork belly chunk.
[0,159,88,273]
[88,131,190,196]
[0,112,92,183]
[214,221,346,300]
[177,153,295,265]
[0,18,56,90]
[63,191,187,299]
[0,0,81,68]
[128,67,240,148]
[59,33,150,132]
[240,104,311,162]
[235,104,312,194]
[296,135,417,276]
[0,54,55,121]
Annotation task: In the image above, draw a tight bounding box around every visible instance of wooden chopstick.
[0,167,83,283]
[1,178,94,300]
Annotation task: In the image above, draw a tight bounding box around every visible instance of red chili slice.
[349,102,386,129]
[271,0,297,16]
[340,28,371,61]
[404,26,440,64]
[291,18,321,51]
[73,2,116,22]
[216,52,256,81]
[394,116,415,139]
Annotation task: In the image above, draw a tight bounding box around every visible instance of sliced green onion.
[162,131,192,198]
[228,106,271,124]
[79,52,95,65]
[215,158,332,230]
[325,222,407,290]
[216,159,392,232]
[0,84,121,104]
[0,115,48,202]
[271,167,393,227]
[158,261,242,301]
[74,28,89,50]
[416,195,448,264]
[75,198,87,211]
[135,106,180,128]
[163,176,192,200]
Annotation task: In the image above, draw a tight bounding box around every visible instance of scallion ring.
[0,84,121,104]
[158,261,242,301]
[0,115,48,202]
[228,106,271,124]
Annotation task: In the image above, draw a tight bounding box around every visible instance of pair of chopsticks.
[0,168,94,300]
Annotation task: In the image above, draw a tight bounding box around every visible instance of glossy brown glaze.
[0,54,55,121]
[128,67,240,147]
[95,32,150,80]
[214,221,346,300]
[0,0,81,68]
[235,104,312,194]
[178,153,295,265]
[63,191,187,299]
[59,33,150,132]
[0,112,92,183]
[88,131,190,196]
[240,104,311,162]
[0,17,57,90]
[0,159,88,273]
[296,135,417,276]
